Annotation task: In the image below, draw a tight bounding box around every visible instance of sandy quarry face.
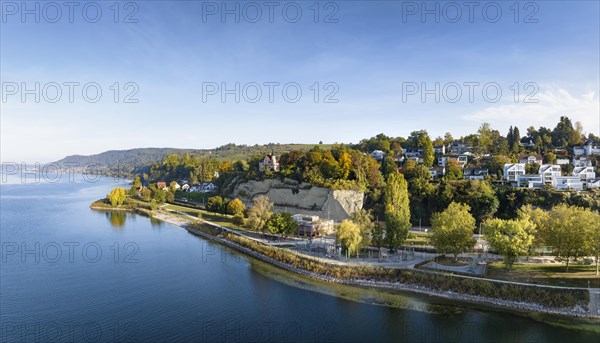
[233,178,364,221]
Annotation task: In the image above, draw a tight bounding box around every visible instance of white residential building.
[556,158,570,165]
[552,176,583,191]
[573,157,593,168]
[429,166,445,179]
[573,140,600,156]
[370,150,385,161]
[572,166,596,184]
[518,154,543,165]
[189,182,217,193]
[587,179,600,189]
[259,154,280,172]
[503,163,526,182]
[517,174,543,189]
[538,164,561,184]
[463,168,489,180]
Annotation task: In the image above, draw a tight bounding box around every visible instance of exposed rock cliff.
[233,178,363,221]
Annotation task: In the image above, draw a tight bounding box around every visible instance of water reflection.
[104,210,127,227]
[150,217,164,227]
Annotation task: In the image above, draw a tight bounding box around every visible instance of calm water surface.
[1,175,598,342]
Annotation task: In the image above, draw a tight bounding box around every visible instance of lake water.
[1,174,598,342]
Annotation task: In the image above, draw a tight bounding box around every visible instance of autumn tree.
[336,220,362,258]
[169,181,179,193]
[483,217,534,271]
[107,188,127,207]
[384,172,411,251]
[266,212,298,236]
[430,202,476,261]
[227,198,246,217]
[207,196,224,214]
[544,204,592,272]
[247,195,274,234]
[350,209,375,251]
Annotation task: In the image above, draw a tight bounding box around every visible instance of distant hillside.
[52,143,333,175]
[54,148,203,169]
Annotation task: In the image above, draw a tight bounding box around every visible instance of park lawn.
[486,262,600,288]
[406,232,432,246]
[163,204,248,231]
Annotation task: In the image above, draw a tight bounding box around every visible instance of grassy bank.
[190,223,589,312]
[487,262,600,288]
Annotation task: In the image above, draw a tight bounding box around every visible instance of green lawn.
[486,262,600,288]
[163,204,245,230]
[406,231,432,246]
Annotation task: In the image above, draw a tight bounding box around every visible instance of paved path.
[421,261,486,276]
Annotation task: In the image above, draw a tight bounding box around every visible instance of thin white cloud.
[463,87,600,134]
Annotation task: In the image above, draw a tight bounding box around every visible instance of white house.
[190,182,217,193]
[259,154,280,172]
[574,140,600,156]
[572,166,596,184]
[573,157,593,168]
[292,214,335,236]
[370,150,385,161]
[517,174,543,189]
[438,156,448,167]
[429,166,446,179]
[392,155,405,163]
[552,176,583,191]
[448,141,472,154]
[518,154,543,165]
[407,156,423,164]
[556,158,570,165]
[538,164,561,184]
[403,147,422,158]
[463,168,489,180]
[587,179,600,189]
[503,163,526,182]
[434,145,446,155]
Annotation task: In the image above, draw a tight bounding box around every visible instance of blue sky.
[1,0,599,162]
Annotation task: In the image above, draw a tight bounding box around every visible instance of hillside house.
[448,141,473,154]
[370,150,385,161]
[573,140,600,156]
[587,179,600,189]
[572,166,596,184]
[552,176,583,191]
[189,182,217,193]
[403,147,423,158]
[259,154,280,172]
[517,174,543,189]
[538,165,561,184]
[573,157,593,168]
[518,154,543,165]
[429,166,446,179]
[503,163,526,183]
[292,214,335,237]
[463,168,489,180]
